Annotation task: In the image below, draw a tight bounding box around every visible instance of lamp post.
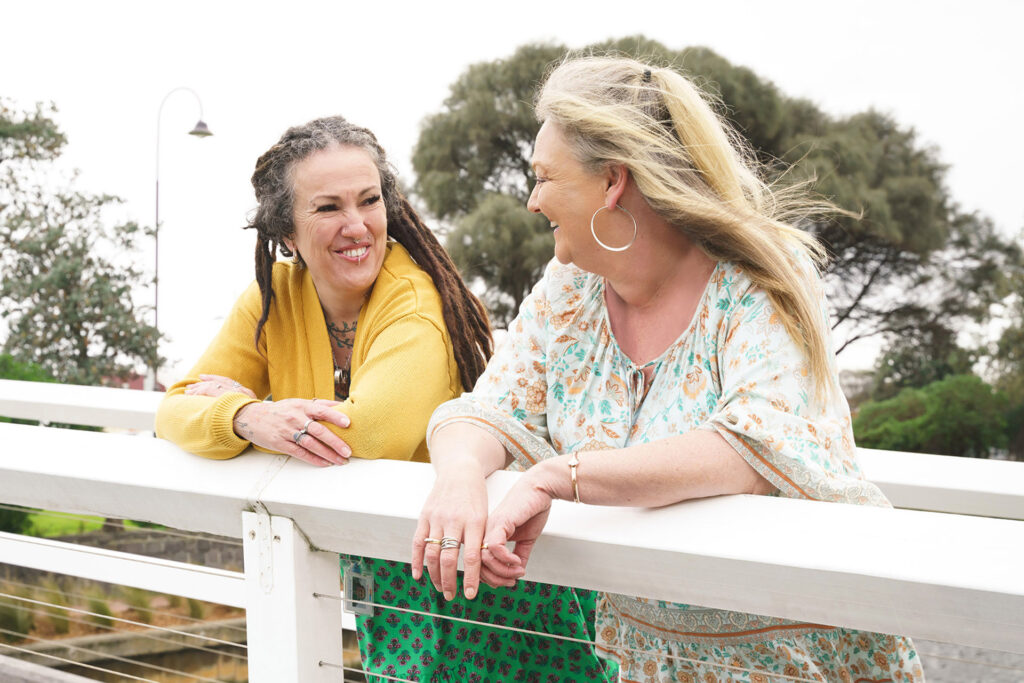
[149,87,213,391]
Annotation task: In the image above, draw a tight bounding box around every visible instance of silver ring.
[292,430,307,445]
[302,418,314,432]
[232,380,241,389]
[440,537,460,550]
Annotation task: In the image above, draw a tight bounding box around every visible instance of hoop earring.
[590,204,637,252]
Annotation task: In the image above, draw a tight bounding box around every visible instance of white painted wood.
[2,418,1023,653]
[5,380,1022,519]
[0,531,244,607]
[0,421,277,538]
[859,447,1024,519]
[0,379,162,431]
[258,458,1024,654]
[242,513,343,683]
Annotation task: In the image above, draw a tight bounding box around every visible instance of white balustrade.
[1,381,1023,682]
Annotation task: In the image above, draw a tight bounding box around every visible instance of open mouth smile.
[336,246,369,262]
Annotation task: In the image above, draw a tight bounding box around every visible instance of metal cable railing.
[0,597,248,664]
[0,577,248,636]
[0,640,162,682]
[318,592,823,683]
[0,591,246,650]
[0,625,230,682]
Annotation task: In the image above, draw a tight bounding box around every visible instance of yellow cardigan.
[155,243,461,462]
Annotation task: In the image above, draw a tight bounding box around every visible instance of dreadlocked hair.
[244,116,493,390]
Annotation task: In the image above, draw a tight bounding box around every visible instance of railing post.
[242,510,343,682]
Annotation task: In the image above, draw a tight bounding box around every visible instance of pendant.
[334,367,350,386]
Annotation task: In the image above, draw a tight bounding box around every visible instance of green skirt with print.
[342,555,617,683]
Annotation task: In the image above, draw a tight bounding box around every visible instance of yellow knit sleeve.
[324,312,457,462]
[154,282,268,459]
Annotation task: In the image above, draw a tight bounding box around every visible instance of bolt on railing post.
[242,511,343,682]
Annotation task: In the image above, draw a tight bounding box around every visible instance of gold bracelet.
[568,451,581,503]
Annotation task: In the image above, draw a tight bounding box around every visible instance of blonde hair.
[535,55,837,400]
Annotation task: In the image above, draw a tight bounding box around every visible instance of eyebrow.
[309,185,381,204]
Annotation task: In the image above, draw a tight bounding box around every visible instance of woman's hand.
[412,423,512,599]
[232,399,352,467]
[184,374,258,399]
[481,471,555,586]
[182,374,351,466]
[411,455,500,600]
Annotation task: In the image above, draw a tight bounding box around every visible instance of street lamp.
[149,87,213,390]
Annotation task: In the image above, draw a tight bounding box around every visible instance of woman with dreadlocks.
[156,116,491,466]
[156,116,614,682]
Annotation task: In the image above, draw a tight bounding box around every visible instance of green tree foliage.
[989,268,1024,459]
[0,99,159,385]
[869,321,975,401]
[854,374,1008,458]
[446,194,553,323]
[413,43,566,220]
[412,37,1020,350]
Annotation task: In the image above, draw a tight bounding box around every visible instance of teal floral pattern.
[429,258,924,682]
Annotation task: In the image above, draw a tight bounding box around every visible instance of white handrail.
[1,420,1022,656]
[0,531,245,607]
[0,379,162,431]
[2,378,1022,520]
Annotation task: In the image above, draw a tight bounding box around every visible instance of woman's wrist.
[530,455,574,502]
[232,403,257,441]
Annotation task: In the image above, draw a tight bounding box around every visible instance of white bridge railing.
[0,378,1023,681]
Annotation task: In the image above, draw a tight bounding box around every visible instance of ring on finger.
[292,429,307,445]
[440,537,460,550]
[232,380,241,389]
[301,418,314,432]
[423,537,442,545]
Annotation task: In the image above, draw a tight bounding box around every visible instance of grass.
[27,513,161,537]
[27,512,105,537]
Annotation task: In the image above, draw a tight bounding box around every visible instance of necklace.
[325,308,361,401]
[333,354,351,399]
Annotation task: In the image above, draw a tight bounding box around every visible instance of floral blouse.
[428,256,890,644]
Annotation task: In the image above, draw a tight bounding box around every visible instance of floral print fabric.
[428,258,924,681]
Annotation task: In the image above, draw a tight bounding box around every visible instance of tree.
[869,320,975,401]
[854,374,1008,458]
[988,265,1024,459]
[412,37,1019,351]
[447,194,553,324]
[0,99,159,386]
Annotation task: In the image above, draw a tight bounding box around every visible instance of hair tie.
[642,69,652,83]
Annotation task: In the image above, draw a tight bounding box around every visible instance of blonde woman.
[413,57,925,682]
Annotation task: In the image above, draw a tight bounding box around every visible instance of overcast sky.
[4,0,1022,380]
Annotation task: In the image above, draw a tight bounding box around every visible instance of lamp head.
[189,120,213,137]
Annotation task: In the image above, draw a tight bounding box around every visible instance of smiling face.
[285,144,388,308]
[526,120,609,267]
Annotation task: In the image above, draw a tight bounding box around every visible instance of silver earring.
[590,204,637,252]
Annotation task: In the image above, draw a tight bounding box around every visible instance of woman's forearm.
[428,422,509,477]
[528,429,772,508]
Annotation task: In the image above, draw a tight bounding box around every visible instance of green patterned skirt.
[342,555,618,683]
